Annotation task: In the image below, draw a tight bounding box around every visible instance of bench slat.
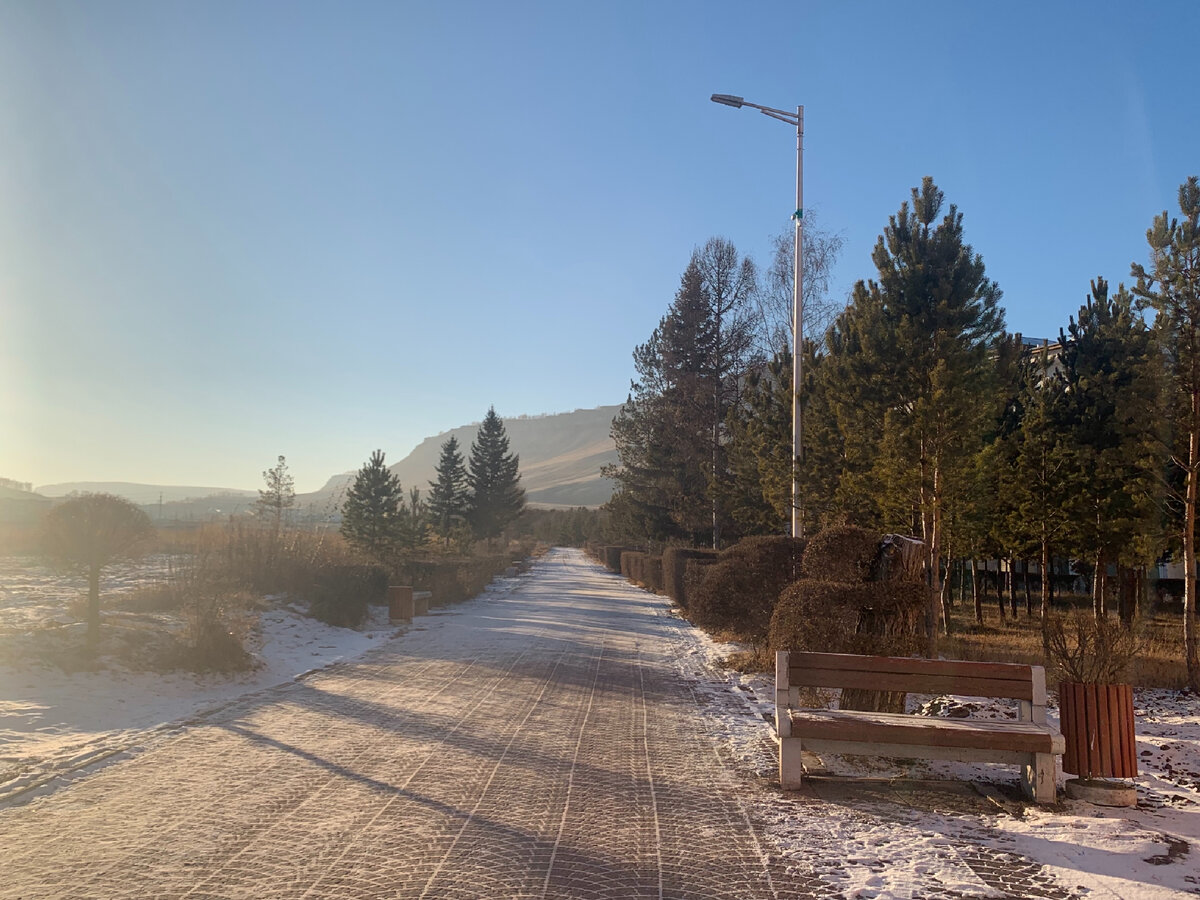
[788,668,1035,701]
[789,709,1064,754]
[785,651,1038,700]
[787,651,1034,678]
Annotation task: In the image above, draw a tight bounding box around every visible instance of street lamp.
[711,93,805,538]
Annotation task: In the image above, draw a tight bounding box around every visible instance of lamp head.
[710,94,744,108]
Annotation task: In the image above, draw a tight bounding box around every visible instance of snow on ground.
[0,555,400,801]
[670,605,1200,899]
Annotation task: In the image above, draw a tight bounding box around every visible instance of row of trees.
[606,175,1200,689]
[341,407,525,561]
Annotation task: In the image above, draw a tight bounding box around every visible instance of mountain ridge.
[33,405,622,514]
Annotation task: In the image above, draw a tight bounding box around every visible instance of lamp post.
[711,93,805,538]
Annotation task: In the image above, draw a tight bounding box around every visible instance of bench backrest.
[778,650,1045,703]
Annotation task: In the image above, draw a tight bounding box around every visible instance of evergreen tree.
[824,178,1005,649]
[468,408,525,543]
[1057,278,1163,618]
[606,239,756,547]
[1131,176,1200,690]
[724,350,792,536]
[428,436,470,545]
[341,449,404,563]
[1002,348,1076,622]
[257,455,295,528]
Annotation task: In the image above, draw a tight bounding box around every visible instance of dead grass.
[942,598,1188,689]
[716,589,1191,690]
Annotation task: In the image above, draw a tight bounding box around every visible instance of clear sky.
[2,1,1196,493]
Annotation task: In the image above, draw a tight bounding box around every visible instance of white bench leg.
[1021,753,1056,804]
[779,737,806,790]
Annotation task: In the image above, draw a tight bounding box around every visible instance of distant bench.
[775,651,1065,804]
[388,586,434,622]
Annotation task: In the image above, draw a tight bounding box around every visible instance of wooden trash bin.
[413,591,431,616]
[388,585,414,623]
[1059,681,1137,778]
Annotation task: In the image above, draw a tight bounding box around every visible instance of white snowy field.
[1,548,1198,898]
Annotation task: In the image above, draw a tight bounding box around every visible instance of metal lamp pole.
[711,94,805,538]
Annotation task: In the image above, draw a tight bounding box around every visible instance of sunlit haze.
[3,1,1196,493]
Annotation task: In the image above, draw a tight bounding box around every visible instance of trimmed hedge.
[621,550,646,583]
[685,535,806,639]
[396,556,510,605]
[768,579,925,657]
[604,545,640,573]
[641,556,663,593]
[800,525,880,583]
[662,547,720,607]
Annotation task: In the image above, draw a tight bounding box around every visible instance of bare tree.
[755,211,846,355]
[40,493,152,648]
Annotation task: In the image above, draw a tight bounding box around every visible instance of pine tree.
[606,239,756,547]
[341,449,405,563]
[1002,348,1076,623]
[257,455,295,528]
[1057,278,1163,619]
[823,178,1005,649]
[1131,176,1200,690]
[468,408,525,544]
[428,436,470,546]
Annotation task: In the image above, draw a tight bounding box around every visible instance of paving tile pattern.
[0,550,1076,899]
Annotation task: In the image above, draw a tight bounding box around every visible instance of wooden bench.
[776,650,1065,804]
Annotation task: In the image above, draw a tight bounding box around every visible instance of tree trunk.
[1185,385,1200,691]
[1094,548,1107,620]
[1040,540,1051,622]
[972,557,983,624]
[1118,565,1137,627]
[86,562,101,649]
[932,458,949,642]
[1023,559,1033,616]
[1007,557,1018,618]
[994,561,1006,622]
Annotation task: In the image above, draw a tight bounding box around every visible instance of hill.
[306,405,620,510]
[35,482,258,506]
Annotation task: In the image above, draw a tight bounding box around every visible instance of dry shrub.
[1044,610,1143,684]
[308,564,389,627]
[800,525,880,583]
[185,522,363,598]
[131,560,259,673]
[662,547,720,607]
[769,579,925,657]
[686,536,806,639]
[177,587,257,673]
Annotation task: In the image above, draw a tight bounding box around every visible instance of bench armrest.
[776,650,792,737]
[1018,666,1048,725]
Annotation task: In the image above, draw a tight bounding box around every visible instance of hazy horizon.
[5,2,1196,492]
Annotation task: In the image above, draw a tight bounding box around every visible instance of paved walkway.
[0,549,819,899]
[0,549,1079,899]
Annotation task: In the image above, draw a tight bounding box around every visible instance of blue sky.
[2,1,1196,493]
